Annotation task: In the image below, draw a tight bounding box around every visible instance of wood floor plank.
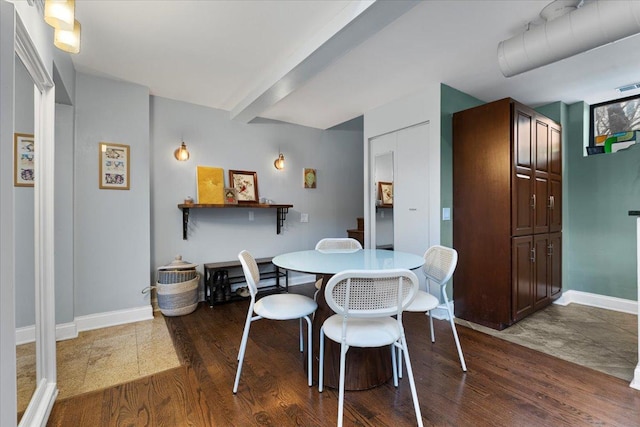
[48,284,640,426]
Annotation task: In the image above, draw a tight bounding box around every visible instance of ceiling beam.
[230,0,419,124]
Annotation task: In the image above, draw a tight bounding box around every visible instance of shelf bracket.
[182,207,190,240]
[277,207,289,234]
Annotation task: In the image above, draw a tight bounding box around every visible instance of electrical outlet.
[248,211,254,221]
[300,213,309,223]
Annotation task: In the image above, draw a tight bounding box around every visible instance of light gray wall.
[14,55,35,328]
[150,96,364,286]
[55,103,74,324]
[74,73,150,316]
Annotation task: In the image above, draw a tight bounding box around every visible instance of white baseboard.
[16,305,153,344]
[554,290,638,315]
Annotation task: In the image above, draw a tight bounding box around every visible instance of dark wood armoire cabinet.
[452,98,562,330]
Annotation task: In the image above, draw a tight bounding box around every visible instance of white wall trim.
[554,290,638,315]
[75,305,153,332]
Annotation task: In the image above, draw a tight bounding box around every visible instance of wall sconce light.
[174,141,190,161]
[274,153,285,170]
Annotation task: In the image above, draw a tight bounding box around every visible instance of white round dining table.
[272,248,425,390]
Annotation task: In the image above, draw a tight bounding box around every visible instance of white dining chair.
[403,245,467,372]
[233,250,318,394]
[318,269,424,427]
[314,237,363,251]
[313,238,363,300]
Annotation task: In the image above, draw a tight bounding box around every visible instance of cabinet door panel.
[549,177,562,233]
[550,125,562,176]
[550,232,562,299]
[512,236,534,322]
[513,173,533,236]
[514,107,533,170]
[534,234,550,310]
[534,176,549,234]
[535,119,549,173]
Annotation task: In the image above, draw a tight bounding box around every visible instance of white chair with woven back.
[403,244,467,372]
[313,237,363,300]
[233,250,318,394]
[318,268,424,427]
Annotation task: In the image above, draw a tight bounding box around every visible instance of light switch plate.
[300,213,309,223]
[248,211,254,221]
[442,207,451,221]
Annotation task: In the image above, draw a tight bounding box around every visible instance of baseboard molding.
[16,305,154,344]
[75,305,154,332]
[554,290,638,315]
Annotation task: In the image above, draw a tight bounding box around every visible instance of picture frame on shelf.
[229,170,259,203]
[14,133,35,187]
[99,142,130,190]
[224,187,238,204]
[378,181,393,206]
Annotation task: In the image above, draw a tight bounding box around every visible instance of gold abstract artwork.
[197,166,224,204]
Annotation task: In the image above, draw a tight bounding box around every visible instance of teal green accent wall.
[564,102,638,300]
[440,84,484,249]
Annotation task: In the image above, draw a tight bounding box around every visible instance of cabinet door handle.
[547,243,553,257]
[531,194,536,210]
[548,195,555,209]
[531,247,536,263]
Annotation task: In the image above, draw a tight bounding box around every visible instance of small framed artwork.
[304,168,316,189]
[224,187,238,204]
[229,170,258,203]
[14,133,35,187]
[378,181,393,206]
[99,142,130,190]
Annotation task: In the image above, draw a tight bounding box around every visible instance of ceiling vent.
[617,83,640,93]
[498,0,640,77]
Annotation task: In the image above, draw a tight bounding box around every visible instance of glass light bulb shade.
[44,0,75,31]
[274,153,285,170]
[54,20,81,54]
[174,143,190,161]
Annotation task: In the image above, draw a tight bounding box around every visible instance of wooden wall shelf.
[178,203,293,240]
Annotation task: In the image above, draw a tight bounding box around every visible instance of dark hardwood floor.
[48,283,640,426]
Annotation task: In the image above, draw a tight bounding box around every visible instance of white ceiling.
[72,0,640,130]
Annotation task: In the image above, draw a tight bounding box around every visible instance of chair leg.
[428,310,435,342]
[233,316,254,393]
[304,315,313,386]
[319,327,325,392]
[397,346,403,379]
[391,344,398,387]
[299,318,304,352]
[400,335,424,427]
[442,291,467,372]
[337,342,348,427]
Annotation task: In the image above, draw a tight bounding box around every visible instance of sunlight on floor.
[17,312,180,413]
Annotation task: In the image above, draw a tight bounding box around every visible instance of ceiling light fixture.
[44,0,75,31]
[274,153,285,170]
[53,19,81,54]
[44,0,82,54]
[174,141,190,161]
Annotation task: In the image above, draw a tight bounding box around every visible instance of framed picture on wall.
[99,142,130,190]
[14,133,35,187]
[303,168,317,188]
[229,170,258,202]
[378,181,393,207]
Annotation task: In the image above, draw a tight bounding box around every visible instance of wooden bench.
[203,257,288,307]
